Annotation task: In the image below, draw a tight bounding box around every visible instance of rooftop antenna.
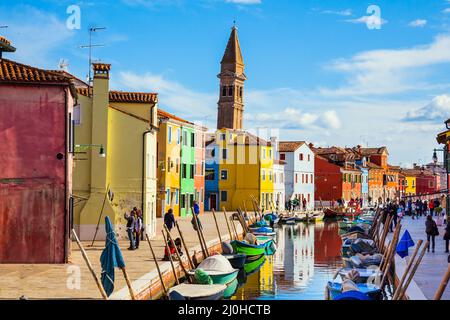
[80,27,106,86]
[58,59,69,71]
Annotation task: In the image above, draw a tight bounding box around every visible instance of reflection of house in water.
[274,224,315,287]
[259,256,274,293]
[314,222,342,265]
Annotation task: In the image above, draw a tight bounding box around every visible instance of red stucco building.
[0,38,76,263]
[314,155,362,202]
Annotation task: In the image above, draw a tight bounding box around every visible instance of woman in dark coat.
[425,215,439,253]
[164,208,176,232]
[444,222,450,254]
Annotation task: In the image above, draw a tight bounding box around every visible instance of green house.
[180,124,195,217]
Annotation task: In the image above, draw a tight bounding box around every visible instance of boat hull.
[223,253,247,269]
[326,282,382,300]
[231,240,266,258]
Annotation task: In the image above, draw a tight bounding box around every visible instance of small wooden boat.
[223,253,247,269]
[251,227,276,237]
[323,208,340,219]
[168,283,227,300]
[326,281,382,300]
[187,255,239,285]
[337,268,383,283]
[231,240,266,258]
[281,217,296,225]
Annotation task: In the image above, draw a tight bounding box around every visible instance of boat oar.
[161,230,180,285]
[434,261,450,300]
[211,209,223,244]
[223,208,234,241]
[145,233,168,299]
[191,208,207,259]
[164,225,192,283]
[71,229,108,300]
[395,241,429,300]
[392,240,423,300]
[192,209,210,257]
[230,215,239,240]
[380,223,402,288]
[175,223,195,269]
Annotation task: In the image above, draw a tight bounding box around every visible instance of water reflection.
[232,222,343,300]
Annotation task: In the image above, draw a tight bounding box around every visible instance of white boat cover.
[169,284,227,298]
[197,254,235,274]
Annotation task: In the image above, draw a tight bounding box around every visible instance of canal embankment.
[388,216,450,300]
[0,213,242,300]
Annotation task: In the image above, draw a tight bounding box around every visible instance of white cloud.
[404,95,450,122]
[409,19,427,28]
[346,15,388,27]
[116,71,216,125]
[0,6,74,67]
[320,9,352,16]
[225,0,261,4]
[320,35,450,96]
[245,107,341,130]
[442,8,450,14]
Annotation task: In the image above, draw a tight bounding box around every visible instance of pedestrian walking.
[191,200,202,230]
[164,208,176,232]
[124,209,136,250]
[444,221,450,254]
[425,215,439,253]
[134,208,143,249]
[429,200,435,217]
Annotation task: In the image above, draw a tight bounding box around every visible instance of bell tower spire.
[217,26,246,130]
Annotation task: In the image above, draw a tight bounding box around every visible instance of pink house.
[0,38,76,263]
[194,125,207,213]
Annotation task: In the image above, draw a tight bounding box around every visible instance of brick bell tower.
[217,26,246,130]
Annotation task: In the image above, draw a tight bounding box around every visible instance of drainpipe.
[142,105,159,232]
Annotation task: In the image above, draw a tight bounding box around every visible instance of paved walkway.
[0,212,241,300]
[389,215,450,300]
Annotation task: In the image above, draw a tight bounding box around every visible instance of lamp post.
[75,144,106,157]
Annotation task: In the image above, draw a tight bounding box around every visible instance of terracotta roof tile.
[76,87,158,104]
[92,63,111,71]
[157,109,193,124]
[279,141,305,152]
[0,59,72,85]
[273,159,286,165]
[109,91,157,103]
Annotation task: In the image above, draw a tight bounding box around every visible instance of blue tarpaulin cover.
[396,230,415,258]
[100,216,126,296]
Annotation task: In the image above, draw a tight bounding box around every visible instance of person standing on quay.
[444,221,450,254]
[124,209,137,250]
[164,208,176,232]
[134,208,143,249]
[429,200,435,217]
[425,215,439,253]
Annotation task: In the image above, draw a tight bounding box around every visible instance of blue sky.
[2,0,450,165]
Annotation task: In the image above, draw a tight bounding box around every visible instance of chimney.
[309,143,314,149]
[0,36,16,60]
[90,63,111,191]
[270,136,279,160]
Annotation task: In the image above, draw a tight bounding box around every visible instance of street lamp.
[75,144,106,157]
[445,118,450,130]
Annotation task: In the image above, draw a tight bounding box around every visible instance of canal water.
[232,222,343,300]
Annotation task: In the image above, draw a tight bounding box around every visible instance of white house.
[278,141,315,210]
[272,160,286,211]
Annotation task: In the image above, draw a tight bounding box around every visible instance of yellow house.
[215,128,274,211]
[401,169,417,196]
[156,109,192,217]
[72,63,158,240]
